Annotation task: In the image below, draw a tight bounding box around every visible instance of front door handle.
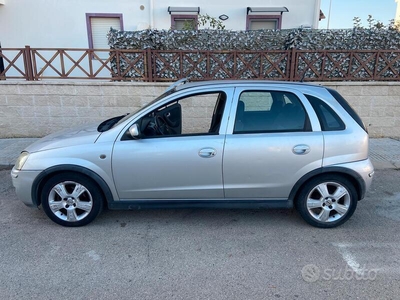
[199,148,216,158]
[293,144,310,155]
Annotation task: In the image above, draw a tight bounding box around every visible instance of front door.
[112,90,232,200]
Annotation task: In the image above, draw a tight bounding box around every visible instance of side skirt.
[108,199,293,210]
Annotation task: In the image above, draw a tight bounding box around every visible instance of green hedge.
[108,28,400,51]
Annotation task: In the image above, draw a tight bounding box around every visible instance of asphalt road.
[1,168,400,300]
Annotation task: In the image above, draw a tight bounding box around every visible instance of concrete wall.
[0,81,399,138]
[0,82,167,137]
[327,82,400,138]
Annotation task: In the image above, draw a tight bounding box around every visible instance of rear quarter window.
[327,88,367,132]
[305,94,345,131]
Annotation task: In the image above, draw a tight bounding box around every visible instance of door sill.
[108,199,292,210]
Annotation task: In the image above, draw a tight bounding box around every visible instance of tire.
[296,175,357,228]
[41,173,104,227]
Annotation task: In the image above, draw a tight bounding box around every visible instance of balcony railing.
[1,46,399,82]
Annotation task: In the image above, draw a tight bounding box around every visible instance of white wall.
[0,0,321,48]
[0,0,148,48]
[152,0,321,30]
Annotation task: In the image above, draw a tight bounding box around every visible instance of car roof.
[172,79,325,92]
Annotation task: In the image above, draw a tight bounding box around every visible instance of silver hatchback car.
[11,79,374,228]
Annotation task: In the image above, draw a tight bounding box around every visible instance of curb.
[0,164,13,171]
[372,161,400,171]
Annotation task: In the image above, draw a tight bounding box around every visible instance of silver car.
[11,79,374,228]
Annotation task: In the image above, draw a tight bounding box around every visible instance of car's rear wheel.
[41,173,103,227]
[296,175,357,228]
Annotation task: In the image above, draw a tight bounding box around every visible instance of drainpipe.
[149,0,154,28]
[314,0,322,29]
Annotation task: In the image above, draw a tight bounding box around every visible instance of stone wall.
[0,82,168,138]
[0,81,399,138]
[326,82,400,138]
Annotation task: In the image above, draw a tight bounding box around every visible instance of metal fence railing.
[1,46,399,82]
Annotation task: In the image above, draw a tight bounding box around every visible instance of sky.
[319,0,397,29]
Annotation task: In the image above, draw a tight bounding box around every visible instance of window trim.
[246,15,282,30]
[86,13,124,49]
[171,14,198,30]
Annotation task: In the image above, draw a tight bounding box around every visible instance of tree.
[353,15,399,30]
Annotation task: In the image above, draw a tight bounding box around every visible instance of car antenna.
[300,69,307,83]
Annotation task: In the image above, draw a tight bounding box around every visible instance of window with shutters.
[171,15,198,30]
[86,13,123,58]
[246,15,281,30]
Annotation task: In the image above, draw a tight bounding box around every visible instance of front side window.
[137,92,226,138]
[234,91,309,133]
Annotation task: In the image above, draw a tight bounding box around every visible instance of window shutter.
[91,17,121,49]
[250,20,277,30]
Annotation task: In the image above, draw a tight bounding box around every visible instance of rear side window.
[233,90,311,133]
[327,88,367,132]
[306,95,345,131]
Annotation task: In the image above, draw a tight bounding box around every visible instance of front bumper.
[11,168,42,207]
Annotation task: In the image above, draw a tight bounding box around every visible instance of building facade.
[0,0,322,49]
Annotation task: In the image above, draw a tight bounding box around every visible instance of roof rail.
[166,78,190,92]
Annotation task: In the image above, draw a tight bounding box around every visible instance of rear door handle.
[199,148,216,158]
[293,145,310,155]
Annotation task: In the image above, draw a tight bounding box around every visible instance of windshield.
[97,89,176,132]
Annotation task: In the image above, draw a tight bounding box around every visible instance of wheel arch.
[31,164,114,208]
[289,167,366,204]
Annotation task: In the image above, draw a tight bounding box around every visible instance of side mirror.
[128,124,141,139]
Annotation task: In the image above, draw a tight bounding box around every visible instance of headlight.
[15,152,29,170]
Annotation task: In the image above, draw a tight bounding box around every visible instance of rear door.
[223,87,323,199]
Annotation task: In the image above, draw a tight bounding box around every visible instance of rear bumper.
[334,158,374,200]
[289,158,374,202]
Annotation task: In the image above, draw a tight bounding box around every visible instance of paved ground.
[0,137,399,299]
[0,167,399,299]
[0,138,39,169]
[1,137,400,170]
[369,138,400,169]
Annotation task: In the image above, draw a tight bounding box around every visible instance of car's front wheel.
[41,173,103,227]
[296,175,358,228]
